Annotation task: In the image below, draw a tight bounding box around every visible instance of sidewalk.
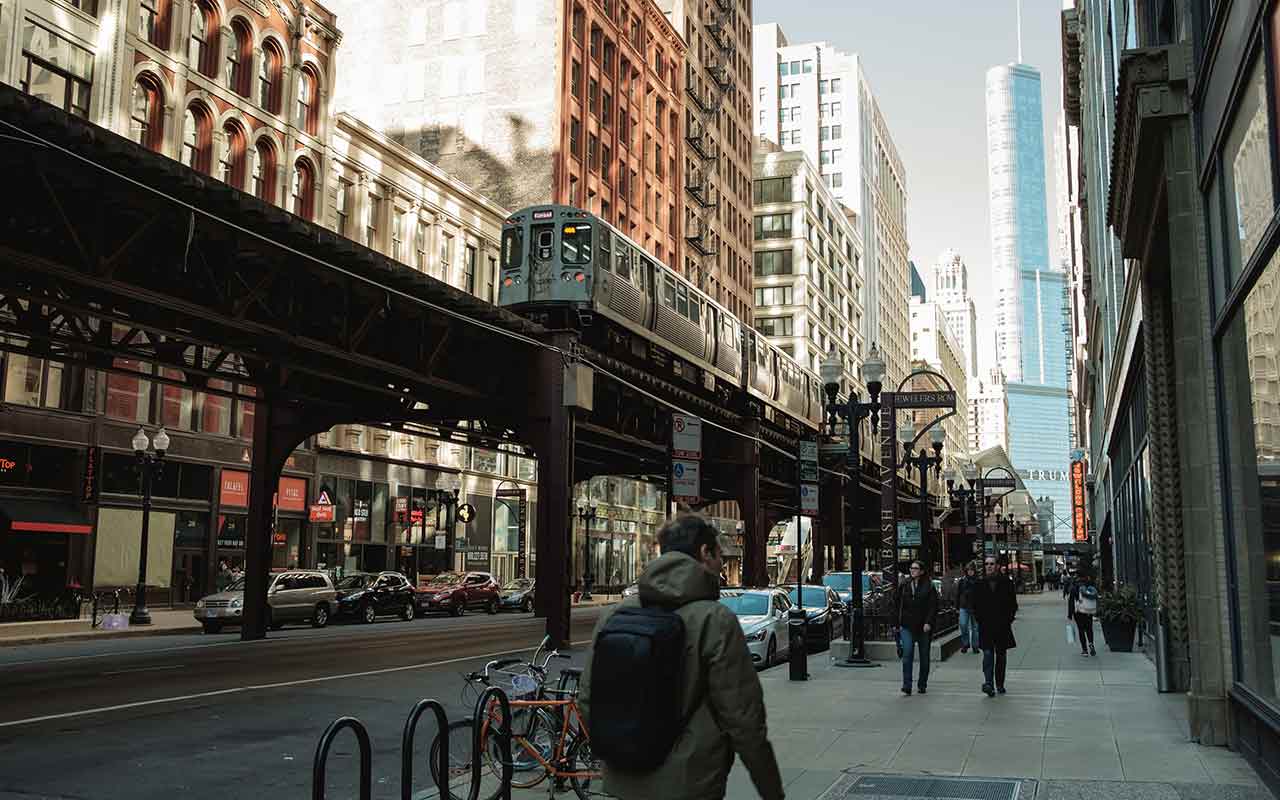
[724,591,1269,800]
[0,608,200,646]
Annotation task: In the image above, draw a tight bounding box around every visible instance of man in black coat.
[895,560,939,695]
[972,556,1018,696]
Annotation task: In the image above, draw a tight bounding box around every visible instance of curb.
[0,625,204,648]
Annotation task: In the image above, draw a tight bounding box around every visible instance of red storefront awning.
[0,498,92,535]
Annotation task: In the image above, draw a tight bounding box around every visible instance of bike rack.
[310,689,514,800]
[311,716,372,800]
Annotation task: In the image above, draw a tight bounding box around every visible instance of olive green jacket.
[578,552,785,800]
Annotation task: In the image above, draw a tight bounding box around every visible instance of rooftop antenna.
[1016,0,1023,63]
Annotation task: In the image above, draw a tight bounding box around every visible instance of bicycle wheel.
[567,734,610,800]
[428,719,475,800]
[483,705,554,790]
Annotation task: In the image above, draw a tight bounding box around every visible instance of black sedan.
[332,571,416,624]
[496,578,535,612]
[784,584,847,651]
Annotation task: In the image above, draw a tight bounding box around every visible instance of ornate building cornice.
[1107,44,1191,258]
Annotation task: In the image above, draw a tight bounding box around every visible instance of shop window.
[174,510,209,548]
[217,514,246,549]
[1221,57,1273,294]
[1221,245,1280,703]
[178,462,212,499]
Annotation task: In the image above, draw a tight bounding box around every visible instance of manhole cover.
[845,775,1022,800]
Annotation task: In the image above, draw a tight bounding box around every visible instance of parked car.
[820,571,881,605]
[333,571,416,624]
[784,584,846,651]
[719,588,792,668]
[496,578,536,612]
[194,570,336,634]
[416,571,501,616]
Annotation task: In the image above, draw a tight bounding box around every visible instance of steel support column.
[737,419,766,588]
[815,471,842,583]
[530,334,577,648]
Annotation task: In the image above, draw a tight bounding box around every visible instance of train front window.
[501,227,523,269]
[561,223,592,264]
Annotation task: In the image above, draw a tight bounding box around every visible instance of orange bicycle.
[430,644,607,799]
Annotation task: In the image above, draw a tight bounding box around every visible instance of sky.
[752,0,1067,377]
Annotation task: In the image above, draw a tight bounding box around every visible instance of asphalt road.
[0,608,609,800]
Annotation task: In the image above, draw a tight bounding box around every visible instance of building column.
[737,418,766,588]
[819,470,844,580]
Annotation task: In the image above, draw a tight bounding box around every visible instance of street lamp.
[900,423,944,570]
[129,426,169,625]
[430,472,462,570]
[819,343,884,668]
[577,504,597,600]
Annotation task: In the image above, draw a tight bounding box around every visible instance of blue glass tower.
[986,63,1072,539]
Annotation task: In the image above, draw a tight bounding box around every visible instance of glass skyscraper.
[986,63,1072,539]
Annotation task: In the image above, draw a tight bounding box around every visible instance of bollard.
[788,608,808,681]
[402,698,451,800]
[312,716,372,800]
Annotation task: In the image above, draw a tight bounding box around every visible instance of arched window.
[129,76,163,151]
[219,121,247,188]
[297,65,320,136]
[225,18,252,96]
[139,0,170,48]
[180,104,212,173]
[188,1,218,77]
[252,138,276,202]
[291,158,315,220]
[259,39,284,114]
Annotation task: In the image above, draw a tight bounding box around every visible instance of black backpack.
[588,603,695,772]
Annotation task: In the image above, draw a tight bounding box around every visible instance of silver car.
[719,588,792,668]
[194,570,337,633]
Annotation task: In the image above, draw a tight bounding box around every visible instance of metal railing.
[312,688,513,800]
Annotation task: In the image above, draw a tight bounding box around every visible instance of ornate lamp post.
[130,426,169,625]
[430,472,462,571]
[577,504,597,600]
[899,423,944,570]
[947,460,980,559]
[818,344,884,668]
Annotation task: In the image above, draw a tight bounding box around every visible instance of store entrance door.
[173,550,206,604]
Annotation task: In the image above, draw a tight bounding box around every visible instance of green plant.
[1099,585,1142,624]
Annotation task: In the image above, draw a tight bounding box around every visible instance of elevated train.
[496,205,823,432]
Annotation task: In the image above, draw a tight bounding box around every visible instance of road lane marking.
[101,664,186,676]
[0,639,592,729]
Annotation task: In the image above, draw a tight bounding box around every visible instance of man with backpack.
[1068,572,1099,656]
[578,514,785,800]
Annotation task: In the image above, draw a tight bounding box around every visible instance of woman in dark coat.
[972,556,1018,696]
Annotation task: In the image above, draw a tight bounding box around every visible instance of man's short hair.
[658,514,719,559]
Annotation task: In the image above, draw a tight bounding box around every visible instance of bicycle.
[91,587,130,628]
[430,638,605,799]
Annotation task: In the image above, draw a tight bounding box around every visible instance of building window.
[366,191,381,248]
[779,61,788,76]
[415,219,428,270]
[336,178,352,235]
[754,286,793,306]
[226,18,252,95]
[220,121,247,188]
[589,78,599,115]
[602,90,612,127]
[464,244,477,294]
[602,145,611,180]
[590,25,602,61]
[753,249,793,276]
[139,0,163,46]
[188,1,217,77]
[259,39,284,114]
[830,124,842,139]
[571,59,581,98]
[802,59,813,73]
[485,255,496,300]
[603,40,615,71]
[180,105,213,173]
[755,316,793,336]
[391,210,403,261]
[570,117,582,160]
[831,101,842,117]
[440,232,454,273]
[752,176,791,204]
[588,133,599,171]
[291,158,315,220]
[830,78,842,93]
[297,65,320,136]
[129,76,163,151]
[19,22,93,118]
[754,213,792,240]
[572,4,584,42]
[251,139,275,201]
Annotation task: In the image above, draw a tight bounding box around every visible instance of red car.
[416,571,501,616]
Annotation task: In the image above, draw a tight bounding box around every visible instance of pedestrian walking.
[1068,571,1099,656]
[956,563,980,654]
[895,560,939,695]
[1062,570,1074,599]
[973,556,1018,697]
[579,514,785,800]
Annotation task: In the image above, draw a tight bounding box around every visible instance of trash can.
[788,608,808,681]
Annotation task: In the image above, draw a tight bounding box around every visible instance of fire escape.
[683,0,735,292]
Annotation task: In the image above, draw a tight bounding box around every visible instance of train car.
[497,204,821,431]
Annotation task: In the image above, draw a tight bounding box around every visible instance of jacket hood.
[637,552,720,608]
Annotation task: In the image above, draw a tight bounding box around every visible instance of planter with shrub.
[1099,585,1141,652]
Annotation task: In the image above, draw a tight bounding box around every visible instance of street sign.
[798,440,819,483]
[457,503,477,524]
[672,459,700,503]
[1070,459,1088,542]
[672,414,703,459]
[897,519,922,546]
[799,483,819,516]
[894,390,957,409]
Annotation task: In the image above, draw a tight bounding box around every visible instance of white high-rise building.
[933,249,979,378]
[909,298,971,469]
[752,23,912,389]
[969,368,1010,455]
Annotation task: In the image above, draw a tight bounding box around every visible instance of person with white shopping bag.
[1067,572,1098,657]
